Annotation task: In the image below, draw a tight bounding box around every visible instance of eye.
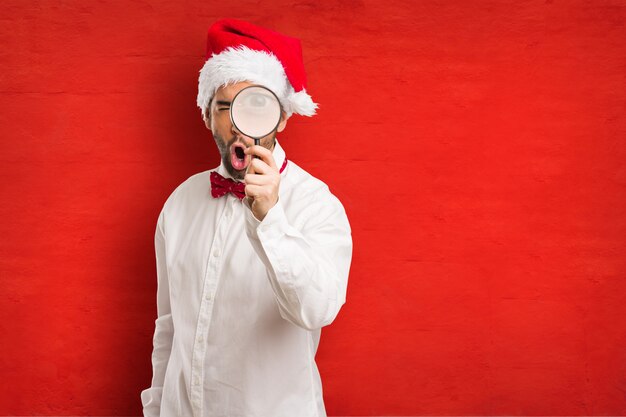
[244,93,270,108]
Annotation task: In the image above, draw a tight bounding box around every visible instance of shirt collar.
[217,138,286,181]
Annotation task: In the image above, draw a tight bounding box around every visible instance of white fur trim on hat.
[197,46,318,118]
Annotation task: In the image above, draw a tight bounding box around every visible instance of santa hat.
[197,18,318,119]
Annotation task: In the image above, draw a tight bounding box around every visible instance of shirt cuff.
[243,197,290,241]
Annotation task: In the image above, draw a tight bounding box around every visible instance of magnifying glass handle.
[253,138,260,159]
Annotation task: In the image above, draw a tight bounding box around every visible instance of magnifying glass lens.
[231,86,281,139]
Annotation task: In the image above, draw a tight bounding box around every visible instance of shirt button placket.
[191,199,233,416]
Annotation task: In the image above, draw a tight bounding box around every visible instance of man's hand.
[243,145,280,222]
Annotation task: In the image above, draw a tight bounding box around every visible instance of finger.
[245,156,260,175]
[244,145,278,170]
[245,152,273,176]
[244,184,265,199]
[245,161,255,176]
[246,159,277,174]
[243,173,270,186]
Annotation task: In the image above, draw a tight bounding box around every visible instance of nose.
[231,124,255,145]
[231,120,241,135]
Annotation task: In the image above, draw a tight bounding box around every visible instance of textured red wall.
[1,0,625,415]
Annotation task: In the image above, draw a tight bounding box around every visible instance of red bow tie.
[210,158,289,200]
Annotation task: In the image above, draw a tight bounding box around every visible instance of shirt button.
[194,377,200,385]
[213,249,220,257]
[205,292,212,301]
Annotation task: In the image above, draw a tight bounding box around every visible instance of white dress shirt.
[140,138,353,417]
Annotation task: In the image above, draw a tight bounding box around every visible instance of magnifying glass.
[230,85,282,159]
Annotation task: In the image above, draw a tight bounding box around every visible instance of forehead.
[214,81,255,100]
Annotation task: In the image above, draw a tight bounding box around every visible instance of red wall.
[1,0,625,415]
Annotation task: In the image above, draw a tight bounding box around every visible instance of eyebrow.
[215,100,231,106]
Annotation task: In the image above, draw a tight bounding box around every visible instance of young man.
[141,18,353,417]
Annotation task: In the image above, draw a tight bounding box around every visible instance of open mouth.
[230,143,249,171]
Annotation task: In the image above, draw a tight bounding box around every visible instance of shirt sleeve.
[140,209,174,417]
[243,189,353,331]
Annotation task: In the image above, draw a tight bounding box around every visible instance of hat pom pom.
[286,88,318,117]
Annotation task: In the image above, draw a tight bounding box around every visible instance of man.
[140,18,353,417]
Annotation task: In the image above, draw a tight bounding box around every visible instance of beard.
[213,131,277,180]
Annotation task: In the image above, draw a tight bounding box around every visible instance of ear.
[276,110,289,133]
[203,109,212,132]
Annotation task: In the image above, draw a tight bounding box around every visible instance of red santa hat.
[197,18,318,119]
